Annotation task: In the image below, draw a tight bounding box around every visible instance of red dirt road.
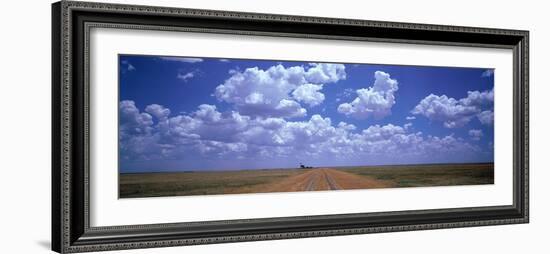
[256,168,394,193]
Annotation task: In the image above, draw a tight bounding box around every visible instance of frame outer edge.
[56,1,530,252]
[65,0,527,36]
[523,31,530,223]
[51,1,62,253]
[60,1,73,253]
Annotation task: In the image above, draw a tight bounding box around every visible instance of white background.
[0,0,547,253]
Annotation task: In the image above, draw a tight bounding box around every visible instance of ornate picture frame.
[52,1,529,253]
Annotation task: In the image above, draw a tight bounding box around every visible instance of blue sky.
[119,55,494,173]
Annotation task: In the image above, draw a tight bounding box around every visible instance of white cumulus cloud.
[460,89,494,106]
[412,88,494,128]
[214,63,346,118]
[412,94,478,128]
[145,104,171,120]
[337,71,399,119]
[119,100,153,136]
[304,63,347,84]
[477,110,494,125]
[120,101,484,166]
[292,83,325,107]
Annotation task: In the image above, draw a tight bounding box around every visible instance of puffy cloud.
[214,63,346,118]
[412,88,494,128]
[337,71,399,119]
[292,83,325,107]
[196,140,248,156]
[412,94,478,128]
[160,115,201,142]
[189,104,251,142]
[214,65,306,118]
[360,124,406,141]
[119,100,153,136]
[469,129,483,141]
[304,63,346,84]
[234,114,340,149]
[420,134,480,156]
[194,104,222,122]
[460,89,494,107]
[406,116,416,120]
[159,56,203,63]
[145,104,170,120]
[477,110,494,125]
[273,99,307,118]
[120,101,484,167]
[119,101,159,161]
[276,114,336,146]
[347,125,479,161]
[337,122,356,131]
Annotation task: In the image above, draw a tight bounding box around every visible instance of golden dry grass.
[119,168,307,198]
[119,163,493,198]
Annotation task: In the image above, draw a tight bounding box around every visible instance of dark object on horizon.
[299,163,314,169]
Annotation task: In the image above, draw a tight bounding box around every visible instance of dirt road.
[121,163,493,197]
[256,168,394,193]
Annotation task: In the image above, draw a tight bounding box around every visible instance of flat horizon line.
[119,161,495,174]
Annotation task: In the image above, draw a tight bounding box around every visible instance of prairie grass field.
[119,163,494,198]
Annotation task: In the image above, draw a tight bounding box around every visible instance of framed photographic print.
[52,1,529,253]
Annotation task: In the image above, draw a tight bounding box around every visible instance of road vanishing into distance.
[303,169,342,191]
[120,163,494,198]
[262,168,392,192]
